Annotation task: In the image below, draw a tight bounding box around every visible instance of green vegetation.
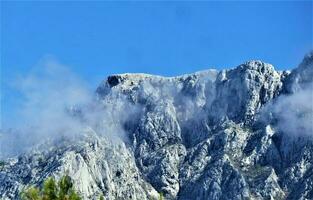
[21,175,81,200]
[158,192,163,200]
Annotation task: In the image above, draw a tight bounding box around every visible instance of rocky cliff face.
[1,52,312,200]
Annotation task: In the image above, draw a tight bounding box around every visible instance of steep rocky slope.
[1,52,312,200]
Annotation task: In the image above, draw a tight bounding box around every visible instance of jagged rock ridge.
[1,52,313,200]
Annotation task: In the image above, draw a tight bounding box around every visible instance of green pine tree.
[58,174,74,199]
[21,175,81,200]
[42,177,57,200]
[21,187,41,200]
[158,192,163,200]
[99,194,104,200]
[68,190,81,200]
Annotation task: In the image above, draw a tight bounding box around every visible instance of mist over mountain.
[0,52,312,200]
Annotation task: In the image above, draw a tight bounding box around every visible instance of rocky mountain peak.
[1,52,312,200]
[211,60,283,124]
[284,50,313,93]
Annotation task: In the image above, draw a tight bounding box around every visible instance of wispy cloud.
[0,57,140,158]
[262,82,313,136]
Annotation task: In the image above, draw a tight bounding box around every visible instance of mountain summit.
[1,52,313,200]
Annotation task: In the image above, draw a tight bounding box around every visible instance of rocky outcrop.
[1,52,312,200]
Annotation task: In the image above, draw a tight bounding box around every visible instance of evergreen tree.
[21,187,40,200]
[68,190,81,200]
[58,174,74,199]
[42,177,57,200]
[21,175,81,200]
[158,192,164,200]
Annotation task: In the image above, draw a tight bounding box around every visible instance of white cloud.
[263,83,313,136]
[0,57,140,158]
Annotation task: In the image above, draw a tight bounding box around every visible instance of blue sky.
[1,1,312,128]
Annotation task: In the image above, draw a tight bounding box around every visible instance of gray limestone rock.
[1,52,312,200]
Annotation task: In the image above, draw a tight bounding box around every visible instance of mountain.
[1,52,312,200]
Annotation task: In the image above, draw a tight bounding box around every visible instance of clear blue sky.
[1,1,312,128]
